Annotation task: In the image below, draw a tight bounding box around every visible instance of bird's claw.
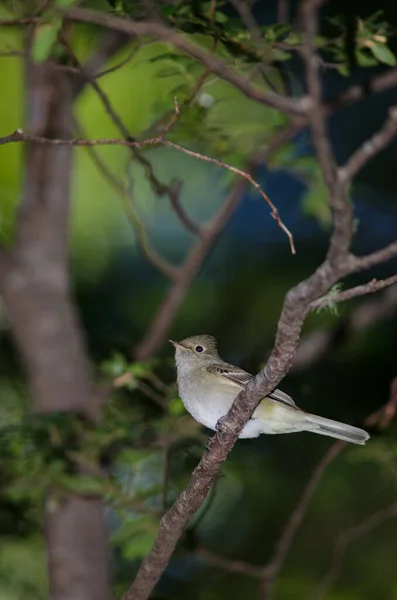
[216,415,228,431]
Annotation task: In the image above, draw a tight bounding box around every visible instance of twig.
[260,441,344,599]
[0,129,163,148]
[312,501,397,600]
[60,35,193,237]
[196,380,397,591]
[365,376,397,430]
[339,107,397,184]
[167,180,201,235]
[300,0,352,264]
[352,240,397,271]
[0,17,40,25]
[133,178,246,360]
[163,139,295,254]
[311,275,397,311]
[197,546,265,578]
[62,6,308,115]
[83,139,178,280]
[293,285,397,372]
[118,1,397,598]
[278,0,289,23]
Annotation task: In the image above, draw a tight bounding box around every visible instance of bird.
[170,334,369,445]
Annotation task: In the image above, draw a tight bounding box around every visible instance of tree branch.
[339,107,397,183]
[292,284,397,372]
[133,178,246,360]
[311,275,397,311]
[120,1,397,598]
[163,139,295,254]
[63,6,308,115]
[82,138,178,280]
[260,441,344,598]
[312,501,397,600]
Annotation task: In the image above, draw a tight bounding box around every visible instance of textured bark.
[0,61,110,600]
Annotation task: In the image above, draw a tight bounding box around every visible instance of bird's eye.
[195,345,204,353]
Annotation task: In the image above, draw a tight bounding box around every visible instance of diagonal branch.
[133,178,246,360]
[312,501,397,600]
[63,6,308,115]
[120,2,397,598]
[83,141,178,280]
[163,140,295,254]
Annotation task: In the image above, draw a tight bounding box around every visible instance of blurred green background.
[1,1,397,599]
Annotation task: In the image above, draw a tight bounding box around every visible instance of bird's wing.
[207,363,254,388]
[207,363,296,408]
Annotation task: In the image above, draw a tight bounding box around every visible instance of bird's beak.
[169,340,186,350]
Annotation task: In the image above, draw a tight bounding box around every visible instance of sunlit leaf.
[369,42,397,66]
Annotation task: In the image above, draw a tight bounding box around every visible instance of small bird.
[170,335,369,445]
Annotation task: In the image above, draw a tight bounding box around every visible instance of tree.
[0,1,397,599]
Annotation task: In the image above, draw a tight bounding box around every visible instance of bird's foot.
[215,415,230,446]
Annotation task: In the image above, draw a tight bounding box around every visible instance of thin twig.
[0,127,293,252]
[353,240,397,271]
[312,501,397,600]
[197,546,265,578]
[0,17,40,25]
[339,107,397,184]
[260,441,344,599]
[293,285,397,372]
[60,35,195,238]
[365,376,397,430]
[133,177,246,360]
[163,139,295,254]
[62,6,308,115]
[311,275,397,311]
[83,139,178,280]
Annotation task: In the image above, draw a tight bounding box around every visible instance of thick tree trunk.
[0,60,110,600]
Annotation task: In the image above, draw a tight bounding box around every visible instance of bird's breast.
[177,374,238,432]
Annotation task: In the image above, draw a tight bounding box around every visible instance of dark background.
[1,1,397,598]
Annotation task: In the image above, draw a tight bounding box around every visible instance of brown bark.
[0,60,110,600]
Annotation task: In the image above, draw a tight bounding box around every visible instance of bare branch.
[62,6,308,115]
[339,107,397,183]
[0,17,40,25]
[311,275,397,311]
[197,546,265,578]
[196,383,397,593]
[163,139,295,253]
[121,3,397,597]
[353,241,397,271]
[0,126,293,251]
[293,284,397,372]
[313,501,397,600]
[326,68,397,114]
[260,441,344,598]
[167,181,201,235]
[72,29,130,97]
[83,139,178,280]
[365,376,397,430]
[278,0,290,23]
[134,178,246,360]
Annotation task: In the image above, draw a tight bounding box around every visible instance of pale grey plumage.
[170,335,369,445]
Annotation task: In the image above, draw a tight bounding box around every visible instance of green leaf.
[369,42,397,66]
[32,19,61,63]
[168,397,185,417]
[272,49,292,62]
[121,532,156,560]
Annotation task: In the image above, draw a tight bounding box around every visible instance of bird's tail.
[304,413,369,445]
